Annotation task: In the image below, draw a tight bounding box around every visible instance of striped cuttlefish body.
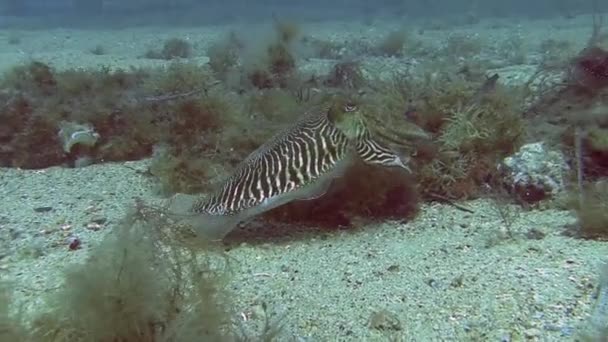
[172,100,409,240]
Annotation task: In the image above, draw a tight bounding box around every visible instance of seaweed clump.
[567,46,608,95]
[28,201,234,341]
[0,61,230,169]
[245,18,299,89]
[0,62,79,167]
[1,200,290,340]
[261,161,419,231]
[324,61,365,90]
[583,124,608,178]
[375,30,409,57]
[144,38,193,60]
[207,32,242,78]
[424,89,523,198]
[566,181,608,240]
[0,283,28,342]
[523,28,608,187]
[577,262,608,340]
[149,144,215,196]
[369,71,524,200]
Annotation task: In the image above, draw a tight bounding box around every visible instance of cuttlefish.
[169,98,411,240]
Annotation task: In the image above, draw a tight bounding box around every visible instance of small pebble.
[90,216,107,225]
[68,237,81,250]
[33,206,53,213]
[86,222,103,231]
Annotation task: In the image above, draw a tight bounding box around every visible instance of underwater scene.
[1,0,608,341]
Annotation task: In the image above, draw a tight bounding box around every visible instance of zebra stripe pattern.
[193,109,350,215]
[356,131,405,167]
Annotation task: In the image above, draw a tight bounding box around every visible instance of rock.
[488,64,539,87]
[500,142,570,203]
[57,121,100,154]
[67,236,81,250]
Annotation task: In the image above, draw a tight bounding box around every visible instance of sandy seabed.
[0,14,607,341]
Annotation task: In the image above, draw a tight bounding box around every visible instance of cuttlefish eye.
[344,103,357,112]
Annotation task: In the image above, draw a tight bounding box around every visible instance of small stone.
[33,206,53,213]
[68,237,81,250]
[425,278,440,288]
[86,223,103,231]
[387,264,400,272]
[499,142,569,203]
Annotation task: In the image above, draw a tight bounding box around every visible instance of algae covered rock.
[500,142,570,203]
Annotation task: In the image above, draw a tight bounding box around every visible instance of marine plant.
[272,16,300,46]
[499,33,526,65]
[525,14,608,196]
[538,38,575,68]
[247,68,274,90]
[566,180,608,240]
[567,46,608,94]
[266,42,296,81]
[3,61,58,95]
[0,62,140,167]
[376,29,409,57]
[247,41,296,90]
[577,262,608,340]
[521,29,608,201]
[0,61,229,168]
[528,14,608,117]
[243,19,300,90]
[143,61,215,95]
[1,199,293,341]
[207,32,241,78]
[144,37,193,60]
[265,161,419,229]
[324,61,365,90]
[28,201,235,342]
[301,36,344,59]
[246,88,301,122]
[427,91,523,198]
[580,124,608,180]
[149,144,215,196]
[367,69,524,200]
[0,283,28,341]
